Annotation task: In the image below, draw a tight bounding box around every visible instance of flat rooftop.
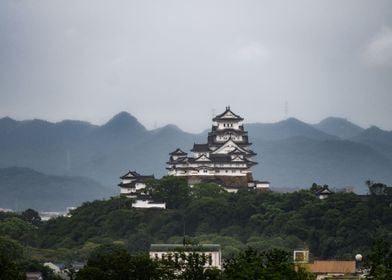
[150,244,221,252]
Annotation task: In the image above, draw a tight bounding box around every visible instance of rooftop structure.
[118,170,154,198]
[293,250,360,279]
[118,170,165,209]
[306,260,356,276]
[316,185,334,200]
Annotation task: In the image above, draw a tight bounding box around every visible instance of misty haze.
[0,1,392,279]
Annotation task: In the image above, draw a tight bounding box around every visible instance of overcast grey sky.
[1,0,391,132]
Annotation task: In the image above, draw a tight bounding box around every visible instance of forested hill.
[3,178,390,263]
[1,113,392,193]
[0,167,114,211]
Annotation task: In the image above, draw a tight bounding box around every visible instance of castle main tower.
[167,106,259,191]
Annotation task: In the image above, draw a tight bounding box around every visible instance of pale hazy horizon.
[1,0,391,133]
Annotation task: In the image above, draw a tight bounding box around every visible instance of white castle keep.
[167,106,269,192]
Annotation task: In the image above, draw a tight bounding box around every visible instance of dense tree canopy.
[77,247,313,280]
[1,177,392,274]
[223,248,315,280]
[365,240,392,279]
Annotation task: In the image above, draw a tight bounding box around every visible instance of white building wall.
[171,169,249,177]
[149,250,221,269]
[216,121,242,130]
[216,135,243,142]
[256,182,270,189]
[120,187,134,194]
[135,182,147,190]
[132,200,166,209]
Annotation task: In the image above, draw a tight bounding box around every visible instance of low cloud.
[363,26,392,67]
[231,42,269,63]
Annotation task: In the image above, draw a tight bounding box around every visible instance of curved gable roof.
[213,106,244,121]
[169,148,188,156]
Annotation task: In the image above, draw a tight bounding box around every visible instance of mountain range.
[0,167,113,211]
[0,112,391,204]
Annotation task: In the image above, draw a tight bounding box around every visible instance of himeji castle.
[167,106,269,192]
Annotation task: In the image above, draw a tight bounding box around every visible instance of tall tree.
[365,240,392,279]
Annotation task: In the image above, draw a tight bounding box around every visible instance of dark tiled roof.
[244,159,258,166]
[195,165,215,170]
[118,182,133,187]
[191,143,211,152]
[317,185,334,195]
[169,166,198,171]
[189,155,212,163]
[209,128,246,134]
[120,170,141,179]
[229,148,245,155]
[167,156,188,164]
[246,149,257,156]
[169,148,188,156]
[253,180,270,184]
[150,244,220,252]
[212,106,244,121]
[118,179,152,188]
[209,154,232,163]
[120,170,154,180]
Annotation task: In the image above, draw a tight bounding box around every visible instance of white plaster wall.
[216,121,242,130]
[120,187,134,194]
[132,200,166,209]
[135,182,146,190]
[256,182,270,189]
[149,251,221,269]
[216,135,243,142]
[225,188,239,193]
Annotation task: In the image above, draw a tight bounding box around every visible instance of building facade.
[118,170,166,209]
[149,244,222,270]
[167,107,264,191]
[118,170,154,197]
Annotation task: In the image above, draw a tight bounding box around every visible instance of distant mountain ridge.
[0,112,391,197]
[313,117,364,139]
[0,167,114,211]
[247,118,337,141]
[351,126,392,160]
